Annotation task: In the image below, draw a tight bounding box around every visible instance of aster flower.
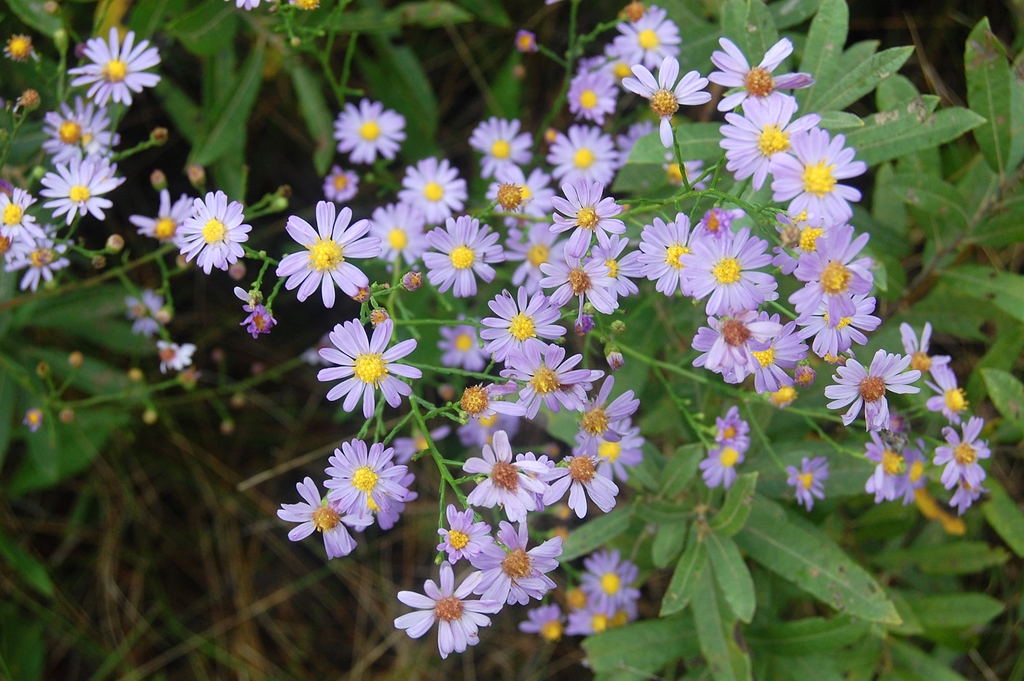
[770,128,867,226]
[519,605,565,642]
[464,430,549,521]
[423,215,504,297]
[323,165,359,203]
[824,349,921,431]
[68,27,161,106]
[5,34,37,62]
[126,289,164,337]
[365,470,415,530]
[576,376,639,456]
[772,210,826,275]
[317,319,421,418]
[471,520,562,605]
[233,287,276,338]
[622,56,711,148]
[228,0,261,8]
[0,187,43,242]
[950,478,986,515]
[369,201,428,266]
[4,227,70,292]
[551,179,625,258]
[42,97,119,165]
[681,226,777,315]
[394,562,503,659]
[749,314,808,394]
[692,310,783,382]
[789,224,874,322]
[580,550,640,612]
[695,207,746,242]
[637,213,693,296]
[566,602,618,636]
[926,365,968,424]
[156,341,196,374]
[459,412,521,448]
[489,166,556,222]
[897,442,928,506]
[934,417,990,490]
[515,30,538,53]
[178,190,251,274]
[589,232,642,298]
[39,156,125,225]
[398,157,468,225]
[501,343,603,419]
[719,94,821,189]
[480,287,565,364]
[864,431,906,503]
[543,452,619,518]
[708,37,813,111]
[715,406,750,450]
[700,444,745,489]
[333,98,406,164]
[324,438,410,515]
[540,255,618,320]
[23,408,43,433]
[569,70,619,125]
[547,125,618,186]
[786,457,829,510]
[437,504,494,563]
[590,419,645,482]
[458,382,527,422]
[277,477,372,559]
[504,222,564,293]
[129,189,192,244]
[615,120,654,166]
[276,201,380,306]
[900,321,951,375]
[392,425,451,464]
[800,294,880,359]
[612,5,681,69]
[439,322,488,371]
[469,117,532,179]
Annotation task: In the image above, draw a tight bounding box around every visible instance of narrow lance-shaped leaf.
[582,614,700,675]
[797,0,848,107]
[983,479,1024,558]
[561,506,633,561]
[709,471,758,536]
[845,99,985,168]
[706,532,756,623]
[745,615,871,656]
[965,18,1012,175]
[661,534,707,616]
[742,0,779,66]
[980,368,1024,430]
[652,521,688,569]
[660,444,705,497]
[691,567,750,681]
[805,45,913,112]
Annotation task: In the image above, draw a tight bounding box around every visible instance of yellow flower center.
[448,529,469,550]
[576,207,598,229]
[59,120,82,144]
[307,238,344,271]
[69,185,91,203]
[311,505,341,532]
[202,218,226,244]
[423,182,444,202]
[449,245,475,270]
[954,442,977,465]
[461,386,489,415]
[103,59,128,82]
[637,29,659,50]
[332,174,349,191]
[502,548,533,579]
[798,471,814,489]
[882,449,905,476]
[527,243,549,267]
[598,439,621,462]
[353,352,387,385]
[579,89,598,109]
[508,312,536,341]
[569,455,597,482]
[799,227,823,252]
[665,243,688,269]
[600,572,621,595]
[666,163,685,185]
[530,367,561,394]
[649,89,679,118]
[752,346,775,367]
[613,62,632,79]
[352,465,379,492]
[744,67,774,96]
[387,228,407,250]
[592,613,610,632]
[3,204,23,225]
[540,620,563,642]
[802,161,837,197]
[944,388,968,414]
[295,0,319,8]
[723,426,736,440]
[757,123,790,156]
[567,587,588,610]
[910,351,932,373]
[719,447,740,467]
[478,412,498,427]
[573,148,595,169]
[568,267,591,294]
[455,333,474,352]
[580,407,609,436]
[154,217,177,240]
[434,595,464,623]
[770,385,797,407]
[909,460,925,482]
[30,248,54,267]
[605,258,619,278]
[712,257,741,284]
[820,261,852,295]
[496,183,523,211]
[7,36,31,59]
[520,184,532,200]
[491,139,511,159]
[359,120,380,141]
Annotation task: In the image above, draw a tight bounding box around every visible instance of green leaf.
[845,103,985,168]
[971,202,1024,247]
[982,479,1024,558]
[888,639,970,681]
[782,655,845,681]
[627,124,724,164]
[805,46,913,112]
[167,1,238,56]
[490,53,522,120]
[888,174,970,233]
[390,1,473,28]
[721,0,747,51]
[661,536,708,616]
[981,368,1024,429]
[746,616,871,656]
[583,613,700,675]
[288,63,335,176]
[691,568,750,681]
[710,472,758,536]
[7,0,63,36]
[706,533,756,623]
[798,0,848,105]
[817,111,864,131]
[734,495,901,625]
[965,18,1012,175]
[652,520,688,568]
[453,0,510,26]
[966,324,1024,402]
[770,0,821,29]
[743,0,780,65]
[130,0,188,38]
[904,593,1004,630]
[561,506,634,561]
[872,541,1009,575]
[876,74,919,109]
[942,265,1024,326]
[154,78,202,144]
[0,529,54,597]
[190,41,266,169]
[659,444,705,497]
[0,602,46,681]
[634,498,691,524]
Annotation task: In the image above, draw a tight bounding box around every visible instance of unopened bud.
[36,361,50,377]
[544,128,558,144]
[606,349,624,371]
[150,127,169,145]
[370,308,390,326]
[511,64,526,80]
[514,30,538,54]
[270,196,289,212]
[438,383,456,402]
[0,235,12,257]
[142,408,158,424]
[59,407,75,423]
[575,314,595,336]
[621,1,646,21]
[150,169,167,191]
[250,362,265,376]
[230,392,246,409]
[127,367,144,382]
[290,36,302,47]
[179,367,199,388]
[175,254,189,269]
[351,286,371,303]
[228,262,246,281]
[0,179,12,197]
[220,420,235,435]
[17,89,40,111]
[92,255,106,269]
[68,351,84,368]
[610,320,626,334]
[210,348,225,362]
[186,163,206,189]
[276,184,293,198]
[794,364,816,387]
[402,271,423,291]
[53,28,69,56]
[74,42,87,59]
[780,225,800,249]
[155,307,172,325]
[43,0,59,14]
[582,302,596,315]
[105,234,124,252]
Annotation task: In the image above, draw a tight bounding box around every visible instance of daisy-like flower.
[399,157,468,225]
[551,179,625,258]
[471,520,562,605]
[322,165,359,203]
[42,97,119,165]
[324,438,409,515]
[590,419,644,481]
[800,294,880,359]
[439,322,487,371]
[437,504,494,563]
[423,215,504,297]
[708,37,813,111]
[333,99,406,164]
[580,550,640,612]
[480,287,565,364]
[228,0,261,8]
[786,456,829,510]
[681,226,777,315]
[0,187,43,242]
[369,202,428,266]
[276,201,380,306]
[568,70,618,125]
[612,5,680,69]
[5,34,37,62]
[622,56,711,148]
[864,431,906,503]
[926,365,968,424]
[519,605,565,642]
[4,227,70,292]
[233,287,276,338]
[501,343,603,419]
[515,30,538,53]
[900,321,951,375]
[719,95,821,190]
[129,189,192,244]
[363,470,415,530]
[772,210,826,275]
[789,224,874,322]
[894,442,928,506]
[576,376,639,456]
[950,478,986,515]
[540,255,618,320]
[68,27,161,106]
[615,120,654,166]
[589,232,642,299]
[394,562,503,660]
[458,382,527,422]
[489,166,556,222]
[637,213,693,296]
[504,223,564,294]
[749,314,808,394]
[566,602,618,636]
[695,207,746,242]
[464,430,549,522]
[277,477,372,559]
[177,191,251,274]
[543,452,619,518]
[547,125,618,186]
[126,289,164,337]
[23,408,43,433]
[700,443,746,489]
[770,128,867,226]
[392,425,451,464]
[317,319,421,417]
[40,156,125,226]
[468,117,532,179]
[824,349,921,430]
[692,310,783,381]
[156,341,196,374]
[715,406,750,450]
[934,416,990,490]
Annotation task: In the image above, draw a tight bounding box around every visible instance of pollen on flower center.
[573,148,595,169]
[909,460,925,482]
[7,36,31,60]
[744,67,774,97]
[859,376,886,403]
[944,388,968,413]
[757,123,790,156]
[103,59,128,82]
[719,447,740,467]
[155,217,177,239]
[359,120,381,141]
[353,352,387,385]
[579,89,598,109]
[449,245,475,270]
[508,312,536,341]
[954,442,977,465]
[580,407,609,435]
[448,529,470,550]
[311,505,341,532]
[665,243,688,269]
[531,367,561,394]
[649,89,679,118]
[605,259,619,278]
[569,455,596,482]
[600,572,621,595]
[541,620,563,642]
[496,183,524,211]
[3,204,23,225]
[637,29,660,49]
[576,207,599,229]
[502,548,533,579]
[712,257,741,284]
[30,248,54,267]
[820,261,852,295]
[491,139,511,159]
[202,218,226,244]
[802,161,837,196]
[333,174,349,190]
[720,319,751,347]
[568,268,591,294]
[387,228,407,250]
[59,121,83,144]
[434,595,464,622]
[308,238,344,270]
[613,62,632,79]
[882,449,905,476]
[527,243,549,267]
[352,465,379,492]
[69,185,91,203]
[455,333,474,352]
[798,471,814,489]
[752,346,775,367]
[423,182,444,202]
[799,227,823,252]
[460,385,489,415]
[910,351,932,373]
[598,439,621,461]
[490,460,520,491]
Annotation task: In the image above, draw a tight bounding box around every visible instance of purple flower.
[900,321,951,375]
[547,125,618,186]
[694,207,746,242]
[770,128,867,226]
[622,56,711,147]
[576,376,640,456]
[589,232,643,298]
[569,69,619,125]
[369,201,428,266]
[926,364,969,424]
[68,28,161,106]
[277,477,372,559]
[566,602,618,636]
[519,605,565,641]
[333,99,406,164]
[637,213,693,296]
[501,342,603,418]
[750,314,808,394]
[580,549,640,612]
[543,452,619,518]
[611,5,680,69]
[23,408,43,433]
[423,215,504,297]
[589,419,645,482]
[786,457,828,510]
[439,322,487,371]
[789,224,874,322]
[479,287,565,364]
[468,117,532,179]
[458,382,527,422]
[772,210,825,275]
[323,165,359,203]
[399,157,467,225]
[708,37,813,111]
[504,222,564,293]
[515,30,538,54]
[324,439,410,515]
[950,478,986,515]
[490,166,556,222]
[824,349,921,431]
[700,444,745,489]
[540,255,619,320]
[458,412,521,448]
[126,289,164,337]
[933,417,990,490]
[898,443,928,506]
[463,430,549,522]
[799,294,880,359]
[681,226,777,315]
[470,521,562,605]
[551,179,625,258]
[437,504,495,563]
[715,406,750,450]
[692,310,783,382]
[864,432,905,503]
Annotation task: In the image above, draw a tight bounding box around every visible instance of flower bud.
[142,408,158,425]
[53,28,68,55]
[544,128,558,144]
[17,89,40,111]
[621,1,646,21]
[438,383,456,402]
[575,314,595,336]
[127,367,144,382]
[351,286,371,303]
[210,348,225,362]
[68,351,84,368]
[290,36,302,47]
[270,196,289,212]
[155,307,172,325]
[515,30,538,54]
[230,392,246,409]
[150,127,169,145]
[59,407,75,423]
[43,0,59,14]
[609,320,626,334]
[175,254,189,269]
[150,169,168,191]
[106,234,125,252]
[402,271,423,291]
[186,163,206,189]
[496,183,524,211]
[606,349,624,371]
[92,255,106,269]
[220,420,235,435]
[370,308,390,326]
[228,262,247,281]
[794,364,816,387]
[36,361,49,377]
